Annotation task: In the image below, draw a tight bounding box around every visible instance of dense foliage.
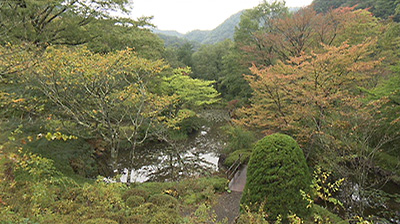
[233,1,400,221]
[241,134,312,221]
[312,0,400,21]
[0,147,226,223]
[1,0,400,222]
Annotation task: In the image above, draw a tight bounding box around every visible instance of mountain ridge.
[153,10,244,45]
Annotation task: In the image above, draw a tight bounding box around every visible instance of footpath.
[212,166,247,223]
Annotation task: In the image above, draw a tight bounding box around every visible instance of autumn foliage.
[236,38,380,142]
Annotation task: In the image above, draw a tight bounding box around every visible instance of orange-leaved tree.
[235,38,381,155]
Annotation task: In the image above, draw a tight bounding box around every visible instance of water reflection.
[115,124,226,183]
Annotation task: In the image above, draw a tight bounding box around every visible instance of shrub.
[83,218,118,224]
[137,182,173,196]
[175,177,227,195]
[122,188,150,201]
[148,194,179,209]
[130,202,158,219]
[126,195,145,208]
[241,133,312,221]
[224,149,252,167]
[222,125,255,152]
[312,204,346,224]
[149,208,181,224]
[198,177,227,193]
[182,186,214,205]
[26,138,97,179]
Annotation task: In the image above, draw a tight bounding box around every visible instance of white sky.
[127,0,314,33]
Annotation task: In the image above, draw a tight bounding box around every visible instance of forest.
[1,0,400,223]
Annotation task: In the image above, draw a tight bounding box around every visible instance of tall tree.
[177,42,195,68]
[29,46,176,166]
[235,39,380,151]
[234,39,393,217]
[0,0,131,46]
[85,17,165,59]
[234,0,289,67]
[191,40,232,88]
[161,67,220,110]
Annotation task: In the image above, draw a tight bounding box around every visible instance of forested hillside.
[1,0,400,223]
[313,0,400,21]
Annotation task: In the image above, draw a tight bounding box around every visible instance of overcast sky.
[127,0,314,33]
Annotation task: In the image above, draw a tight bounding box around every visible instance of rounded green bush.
[149,208,181,224]
[241,133,312,220]
[83,218,118,224]
[148,194,178,209]
[122,188,149,201]
[126,195,145,208]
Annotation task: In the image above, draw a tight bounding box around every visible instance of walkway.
[228,165,247,192]
[212,165,247,223]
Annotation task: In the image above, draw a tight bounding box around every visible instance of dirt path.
[212,166,247,223]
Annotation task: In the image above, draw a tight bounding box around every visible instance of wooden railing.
[226,154,242,180]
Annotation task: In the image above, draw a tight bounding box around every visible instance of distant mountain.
[201,10,243,44]
[155,30,184,38]
[153,10,244,46]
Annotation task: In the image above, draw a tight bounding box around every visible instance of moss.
[183,193,201,205]
[182,186,213,205]
[241,133,312,221]
[197,177,227,193]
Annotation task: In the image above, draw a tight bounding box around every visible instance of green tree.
[192,40,232,89]
[161,67,220,109]
[86,18,165,59]
[0,0,130,46]
[313,0,348,13]
[234,0,289,67]
[219,47,253,101]
[29,46,177,166]
[177,42,195,68]
[241,133,312,221]
[191,40,252,101]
